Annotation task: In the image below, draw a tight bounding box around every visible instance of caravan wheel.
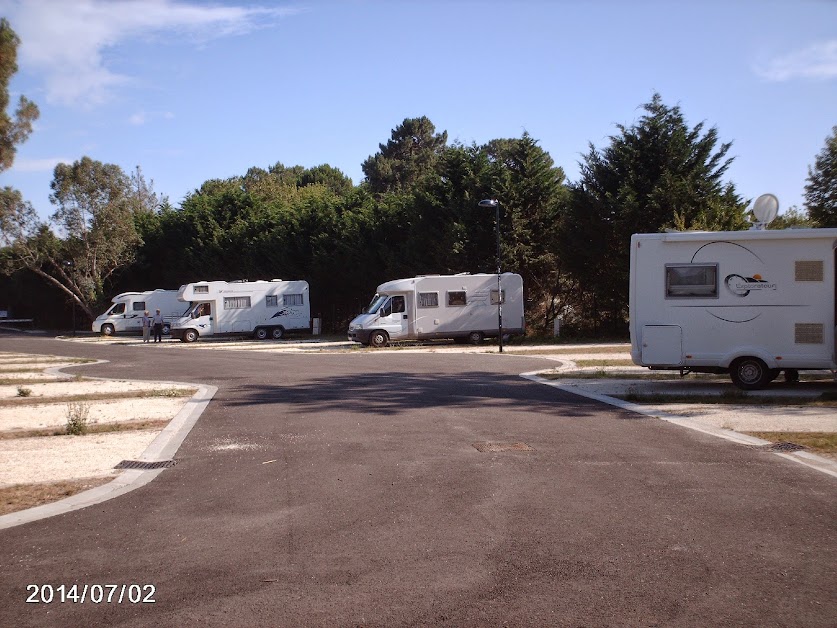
[182,329,198,343]
[271,327,284,340]
[468,331,484,345]
[254,327,269,340]
[369,330,389,348]
[729,357,771,390]
[100,324,115,336]
[162,323,171,335]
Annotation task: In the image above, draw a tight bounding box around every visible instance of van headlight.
[350,324,362,331]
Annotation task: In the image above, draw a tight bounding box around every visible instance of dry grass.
[574,358,637,367]
[0,419,170,440]
[0,387,197,408]
[505,346,630,356]
[0,476,113,516]
[745,431,837,456]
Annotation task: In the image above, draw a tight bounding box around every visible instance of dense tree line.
[2,19,835,336]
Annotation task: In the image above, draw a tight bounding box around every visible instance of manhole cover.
[114,459,176,470]
[472,442,534,453]
[767,442,805,453]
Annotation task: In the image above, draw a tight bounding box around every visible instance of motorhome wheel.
[254,327,269,340]
[101,324,115,336]
[162,323,171,335]
[729,357,771,390]
[784,369,800,383]
[468,331,484,345]
[370,330,389,347]
[182,329,198,343]
[271,327,284,340]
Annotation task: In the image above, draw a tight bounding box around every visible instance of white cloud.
[129,110,175,125]
[756,40,837,81]
[11,157,75,172]
[2,0,301,107]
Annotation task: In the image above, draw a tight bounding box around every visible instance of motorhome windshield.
[365,294,388,314]
[108,302,126,315]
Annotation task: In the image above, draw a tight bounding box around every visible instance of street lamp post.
[478,199,503,353]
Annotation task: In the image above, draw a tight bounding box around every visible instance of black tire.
[271,326,284,340]
[369,330,389,348]
[101,323,115,336]
[182,329,198,343]
[254,327,269,340]
[784,369,800,383]
[162,323,171,335]
[729,357,771,390]
[768,368,781,382]
[468,331,484,345]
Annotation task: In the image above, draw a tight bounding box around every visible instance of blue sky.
[2,0,836,221]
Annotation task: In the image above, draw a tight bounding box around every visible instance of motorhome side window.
[194,286,209,294]
[418,292,439,308]
[223,296,251,309]
[266,295,278,307]
[665,264,718,298]
[447,291,467,306]
[132,302,146,312]
[283,294,304,306]
[490,290,505,305]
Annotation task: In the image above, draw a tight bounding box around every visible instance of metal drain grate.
[767,442,805,453]
[115,459,176,470]
[472,442,534,453]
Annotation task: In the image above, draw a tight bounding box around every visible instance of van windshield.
[108,302,126,315]
[365,294,388,314]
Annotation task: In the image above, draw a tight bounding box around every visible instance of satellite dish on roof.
[752,193,779,225]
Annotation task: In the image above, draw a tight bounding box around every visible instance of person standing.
[141,310,151,343]
[152,308,164,343]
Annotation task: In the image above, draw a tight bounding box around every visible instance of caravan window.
[194,286,209,294]
[132,301,146,312]
[490,290,505,305]
[224,296,251,309]
[283,294,304,306]
[266,295,278,307]
[665,264,718,298]
[418,292,439,308]
[447,291,467,306]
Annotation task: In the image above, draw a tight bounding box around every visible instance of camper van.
[348,273,524,347]
[170,279,311,342]
[629,228,837,389]
[92,289,184,336]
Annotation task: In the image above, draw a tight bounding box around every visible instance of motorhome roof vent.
[271,279,283,282]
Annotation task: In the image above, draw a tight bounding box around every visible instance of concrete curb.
[521,370,837,480]
[0,361,216,530]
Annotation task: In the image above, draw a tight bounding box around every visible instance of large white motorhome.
[170,279,311,342]
[348,273,524,347]
[92,289,185,336]
[629,228,837,389]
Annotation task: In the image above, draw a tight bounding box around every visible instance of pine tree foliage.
[804,125,837,227]
[0,18,38,173]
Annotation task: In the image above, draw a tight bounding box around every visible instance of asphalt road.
[1,334,835,627]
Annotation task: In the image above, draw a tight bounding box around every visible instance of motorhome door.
[380,295,408,339]
[192,302,214,334]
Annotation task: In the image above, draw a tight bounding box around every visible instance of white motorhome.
[629,228,837,389]
[348,273,524,347]
[92,289,185,336]
[170,279,311,343]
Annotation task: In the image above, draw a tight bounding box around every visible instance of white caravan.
[92,289,184,336]
[170,279,311,343]
[629,228,837,389]
[348,273,524,347]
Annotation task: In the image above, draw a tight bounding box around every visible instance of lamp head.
[478,199,499,208]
